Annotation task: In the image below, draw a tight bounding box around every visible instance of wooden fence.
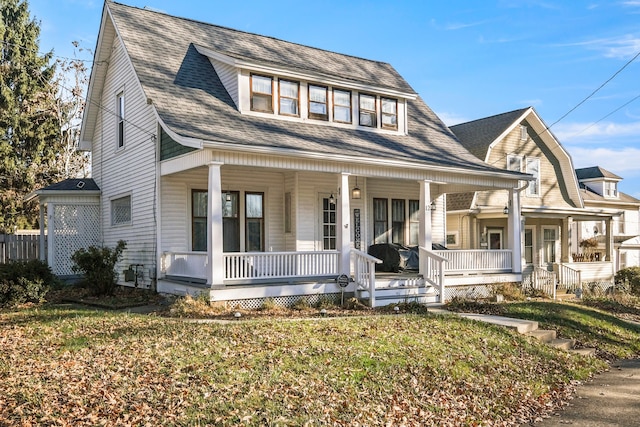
[0,234,44,264]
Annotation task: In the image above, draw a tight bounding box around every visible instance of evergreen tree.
[0,0,61,232]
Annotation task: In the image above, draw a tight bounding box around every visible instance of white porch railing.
[433,249,512,273]
[224,251,339,281]
[556,263,582,291]
[419,246,447,300]
[161,251,208,281]
[351,249,382,307]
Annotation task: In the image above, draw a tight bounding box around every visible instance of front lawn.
[0,305,609,426]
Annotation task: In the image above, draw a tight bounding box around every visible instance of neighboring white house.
[574,166,640,273]
[31,1,530,307]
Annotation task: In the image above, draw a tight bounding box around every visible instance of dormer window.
[359,93,377,127]
[279,79,299,116]
[251,74,273,113]
[308,84,328,121]
[333,89,352,123]
[381,98,398,130]
[604,181,618,198]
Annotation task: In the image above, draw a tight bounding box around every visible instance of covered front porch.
[155,151,526,307]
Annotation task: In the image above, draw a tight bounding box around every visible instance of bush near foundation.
[615,266,640,295]
[0,260,56,307]
[71,240,126,296]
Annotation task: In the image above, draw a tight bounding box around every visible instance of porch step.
[526,329,556,343]
[366,293,439,307]
[549,338,576,351]
[357,285,435,300]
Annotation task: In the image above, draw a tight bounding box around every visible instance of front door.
[488,229,503,250]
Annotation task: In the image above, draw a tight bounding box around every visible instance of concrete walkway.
[536,358,640,426]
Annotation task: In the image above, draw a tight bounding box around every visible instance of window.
[618,213,625,234]
[524,228,533,264]
[111,195,131,226]
[526,157,540,196]
[409,200,420,246]
[359,93,377,127]
[605,181,618,198]
[520,125,528,141]
[192,190,207,251]
[250,74,273,112]
[245,192,264,251]
[542,227,557,264]
[117,92,125,148]
[279,79,299,116]
[391,199,405,244]
[446,232,459,247]
[381,98,398,130]
[322,197,336,250]
[373,198,388,244]
[333,89,352,123]
[507,154,522,172]
[308,85,328,121]
[223,191,240,252]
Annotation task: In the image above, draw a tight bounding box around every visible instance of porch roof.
[100,2,528,180]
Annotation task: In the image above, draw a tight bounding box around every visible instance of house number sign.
[354,208,361,249]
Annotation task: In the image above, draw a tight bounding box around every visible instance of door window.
[488,229,503,250]
[321,197,337,250]
[245,192,264,252]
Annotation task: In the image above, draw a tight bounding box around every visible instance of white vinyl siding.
[209,59,239,108]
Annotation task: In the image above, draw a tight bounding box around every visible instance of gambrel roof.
[448,107,583,210]
[81,1,530,180]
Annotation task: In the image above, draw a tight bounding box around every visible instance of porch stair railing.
[525,267,557,299]
[419,246,447,301]
[351,249,382,307]
[556,263,582,292]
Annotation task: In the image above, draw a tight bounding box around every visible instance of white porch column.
[508,188,522,274]
[337,173,351,276]
[39,201,46,262]
[419,180,433,275]
[207,162,224,286]
[605,217,614,262]
[562,217,574,262]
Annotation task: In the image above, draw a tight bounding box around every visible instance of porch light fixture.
[430,200,436,211]
[226,192,231,202]
[352,177,361,199]
[329,193,335,205]
[503,205,509,215]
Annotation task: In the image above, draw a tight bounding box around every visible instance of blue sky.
[29,0,640,197]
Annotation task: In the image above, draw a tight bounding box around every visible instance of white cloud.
[436,111,471,126]
[561,35,640,59]
[553,120,640,142]
[568,146,640,175]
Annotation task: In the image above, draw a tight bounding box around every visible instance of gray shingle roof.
[579,184,639,204]
[105,2,522,175]
[449,108,529,160]
[41,178,100,192]
[575,166,622,181]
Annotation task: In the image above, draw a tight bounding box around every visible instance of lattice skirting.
[224,293,344,310]
[444,285,493,301]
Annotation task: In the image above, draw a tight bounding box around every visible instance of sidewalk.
[535,358,640,426]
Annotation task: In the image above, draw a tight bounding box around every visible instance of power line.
[569,93,640,138]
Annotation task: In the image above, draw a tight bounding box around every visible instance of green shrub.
[614,266,640,296]
[71,240,126,296]
[0,260,56,307]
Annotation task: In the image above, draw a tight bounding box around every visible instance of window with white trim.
[524,228,534,264]
[526,157,540,196]
[542,227,557,264]
[359,93,377,127]
[117,92,125,149]
[250,74,273,113]
[333,89,352,123]
[308,84,328,121]
[520,125,528,141]
[604,181,618,198]
[111,195,131,226]
[507,154,522,172]
[381,97,398,130]
[278,79,299,116]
